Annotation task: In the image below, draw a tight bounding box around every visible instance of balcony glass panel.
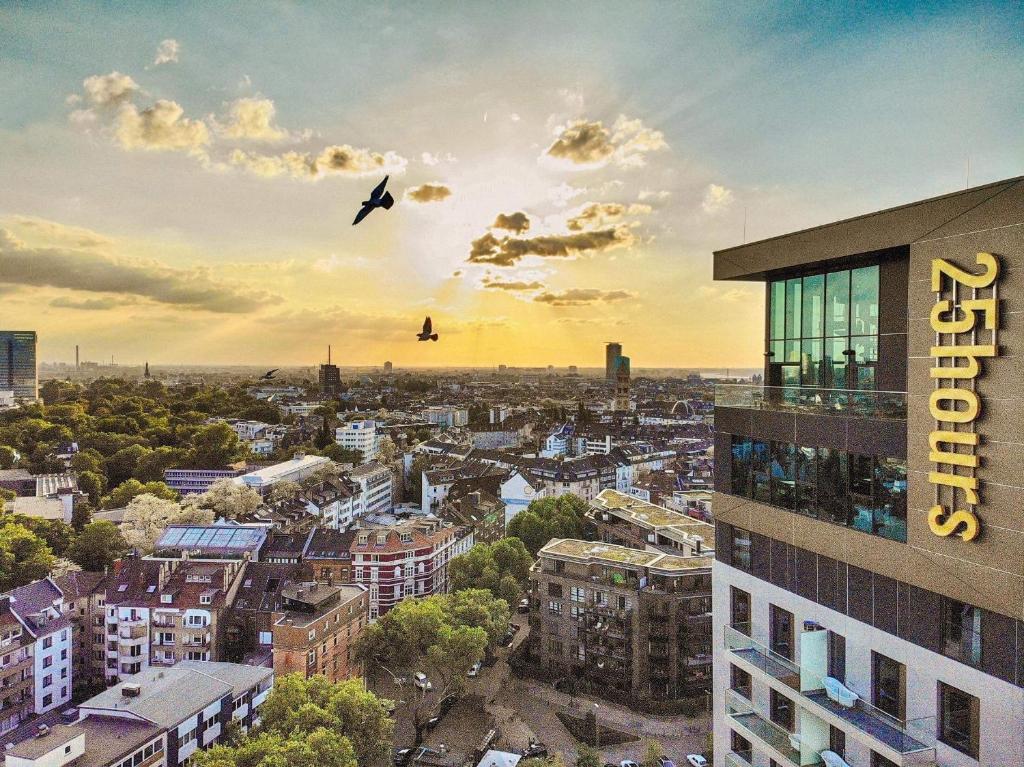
[715,385,906,420]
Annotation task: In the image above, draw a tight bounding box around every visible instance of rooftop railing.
[715,384,907,420]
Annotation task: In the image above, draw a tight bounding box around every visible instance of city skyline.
[2,2,1022,368]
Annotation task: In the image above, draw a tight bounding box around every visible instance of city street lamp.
[593,703,600,749]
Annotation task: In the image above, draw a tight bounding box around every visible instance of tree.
[408,453,431,503]
[355,595,488,745]
[194,729,357,767]
[266,480,302,505]
[321,443,363,465]
[67,521,128,571]
[122,494,213,553]
[134,446,189,483]
[377,436,398,463]
[0,521,55,591]
[0,446,16,469]
[103,479,177,509]
[184,479,261,519]
[576,745,601,767]
[188,422,242,468]
[105,444,153,488]
[70,449,105,475]
[254,675,393,766]
[441,588,511,655]
[450,538,533,605]
[77,470,106,507]
[16,516,74,557]
[507,494,590,555]
[641,739,664,767]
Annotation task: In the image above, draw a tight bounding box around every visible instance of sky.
[1,1,1021,369]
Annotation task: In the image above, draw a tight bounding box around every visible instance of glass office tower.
[0,331,38,400]
[711,177,1024,767]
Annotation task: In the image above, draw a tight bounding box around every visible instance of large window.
[731,527,752,572]
[731,587,751,633]
[939,682,979,758]
[768,265,879,390]
[871,651,904,721]
[730,436,907,542]
[941,599,982,667]
[770,688,795,732]
[770,604,794,661]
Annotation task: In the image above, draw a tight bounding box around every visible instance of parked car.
[393,748,412,767]
[620,761,640,767]
[468,661,482,677]
[685,756,708,767]
[523,740,548,758]
[517,597,530,613]
[658,758,676,767]
[413,672,431,690]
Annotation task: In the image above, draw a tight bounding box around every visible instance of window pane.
[770,281,787,340]
[801,273,824,338]
[785,278,802,339]
[751,440,771,504]
[850,335,878,390]
[825,338,849,390]
[851,265,879,336]
[876,458,907,542]
[825,270,850,337]
[939,682,978,758]
[801,339,823,387]
[770,442,796,510]
[849,454,875,532]
[816,448,848,525]
[731,436,752,496]
[731,529,752,573]
[794,447,818,518]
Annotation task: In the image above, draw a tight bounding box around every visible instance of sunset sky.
[1,1,1021,368]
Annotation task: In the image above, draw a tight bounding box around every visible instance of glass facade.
[0,331,37,400]
[731,435,907,542]
[768,265,879,390]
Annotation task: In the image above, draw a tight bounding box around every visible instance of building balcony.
[724,625,935,763]
[726,689,814,767]
[120,625,147,640]
[715,384,906,421]
[723,753,753,767]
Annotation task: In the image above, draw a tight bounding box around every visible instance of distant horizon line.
[39,361,762,373]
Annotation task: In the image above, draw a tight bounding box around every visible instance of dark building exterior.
[0,330,37,401]
[319,363,341,397]
[711,177,1024,767]
[528,537,712,708]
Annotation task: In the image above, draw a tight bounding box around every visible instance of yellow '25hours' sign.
[927,252,1000,542]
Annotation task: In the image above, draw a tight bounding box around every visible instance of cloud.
[421,151,457,166]
[230,143,407,179]
[564,202,649,231]
[81,71,140,107]
[481,276,544,292]
[548,183,586,207]
[468,226,634,267]
[533,288,636,306]
[697,284,749,302]
[115,100,210,153]
[221,97,289,142]
[9,216,112,248]
[0,228,276,313]
[153,39,180,66]
[50,296,136,311]
[545,115,667,168]
[406,183,452,203]
[491,212,530,234]
[639,189,671,201]
[702,183,735,213]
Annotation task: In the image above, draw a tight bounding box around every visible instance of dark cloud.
[567,202,626,231]
[546,120,615,165]
[492,212,530,234]
[467,226,634,267]
[50,296,136,311]
[481,276,544,292]
[533,288,636,306]
[0,229,277,313]
[406,183,452,203]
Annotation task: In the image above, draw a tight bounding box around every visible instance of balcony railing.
[724,625,935,757]
[715,384,907,420]
[723,753,753,767]
[726,689,812,767]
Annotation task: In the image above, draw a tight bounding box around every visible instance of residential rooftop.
[539,538,711,573]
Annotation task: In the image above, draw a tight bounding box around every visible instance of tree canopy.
[450,537,534,605]
[193,674,393,767]
[67,521,128,571]
[122,494,214,553]
[506,494,590,554]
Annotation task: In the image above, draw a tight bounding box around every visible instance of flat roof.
[591,489,715,551]
[540,538,710,573]
[7,719,162,766]
[712,175,1024,281]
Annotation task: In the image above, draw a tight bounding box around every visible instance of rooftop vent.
[122,683,142,698]
[36,724,50,738]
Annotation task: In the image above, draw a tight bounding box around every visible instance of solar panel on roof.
[197,529,217,546]
[211,529,233,547]
[160,528,186,546]
[179,529,203,546]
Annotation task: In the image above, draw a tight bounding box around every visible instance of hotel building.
[710,177,1024,767]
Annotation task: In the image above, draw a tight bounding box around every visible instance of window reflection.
[769,264,880,390]
[729,435,906,543]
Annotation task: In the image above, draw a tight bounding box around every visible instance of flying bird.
[352,175,395,226]
[416,317,439,342]
[260,369,279,380]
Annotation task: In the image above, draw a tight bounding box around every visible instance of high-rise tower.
[0,331,37,400]
[605,341,622,381]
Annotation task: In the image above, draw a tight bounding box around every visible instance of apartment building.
[162,467,245,496]
[589,488,713,557]
[528,538,713,705]
[0,598,34,734]
[335,419,381,461]
[711,177,1024,767]
[52,571,105,695]
[7,579,75,716]
[350,461,393,517]
[351,517,471,619]
[271,582,368,682]
[234,454,331,494]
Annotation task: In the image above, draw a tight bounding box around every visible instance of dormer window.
[161,594,172,604]
[200,595,212,605]
[375,533,387,546]
[357,533,369,545]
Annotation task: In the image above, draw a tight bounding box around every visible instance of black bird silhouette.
[259,369,279,380]
[416,316,439,342]
[352,176,395,226]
